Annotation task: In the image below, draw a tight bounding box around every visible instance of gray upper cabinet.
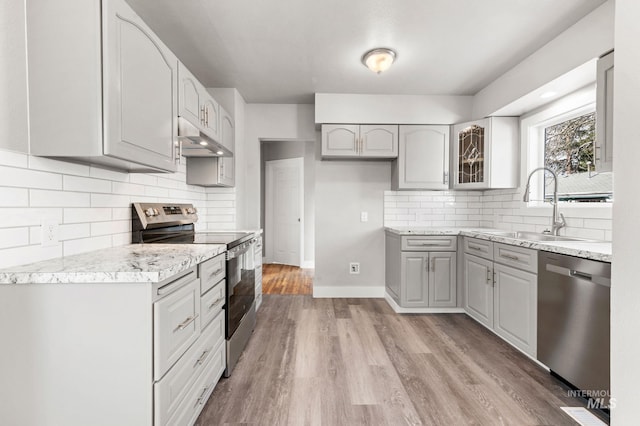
[321,124,398,158]
[595,51,614,173]
[451,117,519,190]
[392,125,450,190]
[27,0,178,173]
[178,62,220,142]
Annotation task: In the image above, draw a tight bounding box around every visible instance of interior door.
[265,158,303,267]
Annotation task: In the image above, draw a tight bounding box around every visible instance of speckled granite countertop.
[385,227,612,263]
[0,244,226,284]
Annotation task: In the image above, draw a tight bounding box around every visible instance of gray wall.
[314,145,391,295]
[260,140,315,264]
[0,0,29,153]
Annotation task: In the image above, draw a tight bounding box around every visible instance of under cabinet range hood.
[178,117,232,157]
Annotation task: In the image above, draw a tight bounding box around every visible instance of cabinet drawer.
[199,253,225,295]
[493,243,538,274]
[464,238,494,260]
[154,313,221,426]
[169,340,226,426]
[154,278,201,380]
[401,236,457,251]
[201,281,225,331]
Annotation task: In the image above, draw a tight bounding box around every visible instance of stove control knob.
[144,208,157,217]
[153,208,160,216]
[186,207,197,215]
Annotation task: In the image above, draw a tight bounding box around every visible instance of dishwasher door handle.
[570,270,592,281]
[545,263,611,287]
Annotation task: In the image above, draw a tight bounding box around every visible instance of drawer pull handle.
[194,386,210,407]
[209,268,223,278]
[195,348,210,367]
[468,245,483,251]
[174,314,198,332]
[208,297,224,310]
[419,243,443,246]
[501,253,520,261]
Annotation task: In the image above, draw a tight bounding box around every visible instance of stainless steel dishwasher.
[538,251,611,407]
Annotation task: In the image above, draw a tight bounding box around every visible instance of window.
[523,89,613,204]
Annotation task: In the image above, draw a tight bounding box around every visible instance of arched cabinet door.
[393,125,450,190]
[102,0,178,172]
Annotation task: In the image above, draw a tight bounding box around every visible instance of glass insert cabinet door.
[457,124,486,184]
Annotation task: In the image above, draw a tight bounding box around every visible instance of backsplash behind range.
[132,202,256,377]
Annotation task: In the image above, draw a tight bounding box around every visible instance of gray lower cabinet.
[493,263,537,356]
[386,232,457,309]
[464,253,494,328]
[463,237,537,357]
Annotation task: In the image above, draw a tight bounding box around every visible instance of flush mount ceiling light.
[361,48,396,74]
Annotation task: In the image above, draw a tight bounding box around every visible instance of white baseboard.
[384,292,466,314]
[301,260,315,269]
[313,286,385,298]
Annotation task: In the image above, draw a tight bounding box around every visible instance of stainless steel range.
[132,202,256,377]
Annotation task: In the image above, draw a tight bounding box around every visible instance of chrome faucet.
[522,167,566,236]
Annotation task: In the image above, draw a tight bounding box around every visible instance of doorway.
[260,140,315,296]
[265,157,303,267]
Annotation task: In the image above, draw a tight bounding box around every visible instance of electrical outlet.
[41,218,59,247]
[360,211,368,222]
[349,262,360,274]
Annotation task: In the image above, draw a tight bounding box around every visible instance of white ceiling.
[126,0,606,104]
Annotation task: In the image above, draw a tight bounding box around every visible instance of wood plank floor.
[196,296,602,425]
[261,264,313,295]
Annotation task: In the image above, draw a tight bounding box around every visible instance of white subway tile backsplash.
[0,188,29,207]
[0,148,235,268]
[59,223,91,241]
[63,175,111,193]
[384,187,613,241]
[0,150,28,168]
[89,166,129,182]
[28,156,90,177]
[64,208,112,224]
[0,166,62,190]
[63,236,112,257]
[0,228,30,249]
[90,193,130,208]
[30,189,90,207]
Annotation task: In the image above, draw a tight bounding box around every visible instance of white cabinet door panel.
[493,263,537,356]
[464,253,493,328]
[401,252,429,307]
[322,125,359,156]
[360,125,398,157]
[429,252,457,307]
[395,125,449,189]
[103,0,177,171]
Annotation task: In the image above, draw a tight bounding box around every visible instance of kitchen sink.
[485,231,594,242]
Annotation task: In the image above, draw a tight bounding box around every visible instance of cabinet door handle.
[486,269,492,283]
[443,172,449,185]
[200,106,206,125]
[174,314,198,332]
[500,253,520,261]
[205,106,209,126]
